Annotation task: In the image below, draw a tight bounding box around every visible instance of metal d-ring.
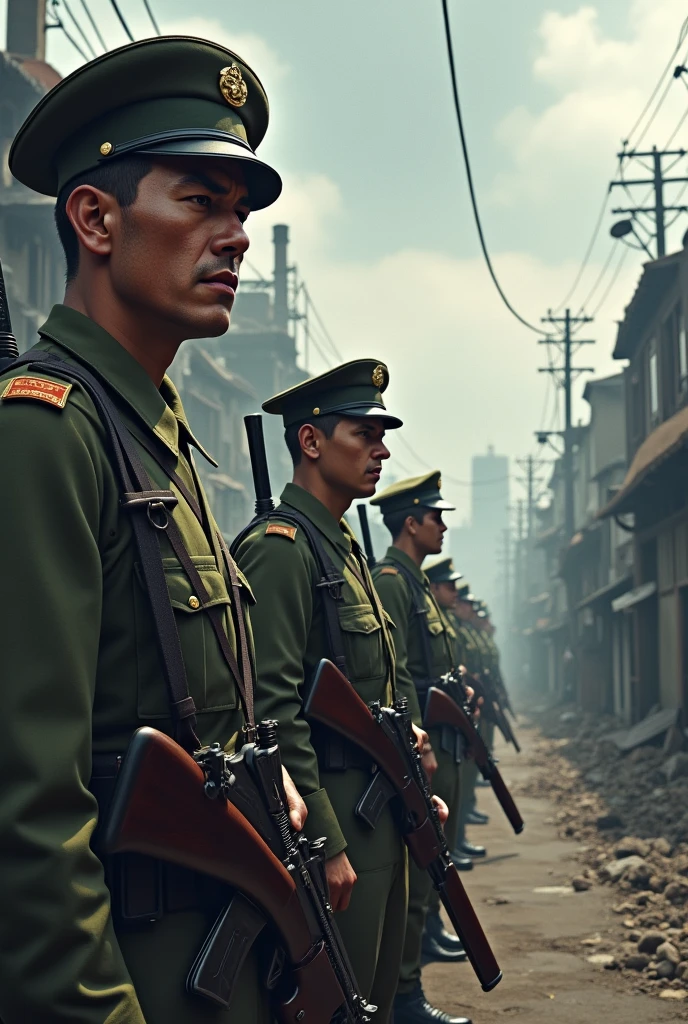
[147,500,170,530]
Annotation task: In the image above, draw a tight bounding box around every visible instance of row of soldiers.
[0,33,513,1024]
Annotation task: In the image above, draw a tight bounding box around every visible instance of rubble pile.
[519,708,688,998]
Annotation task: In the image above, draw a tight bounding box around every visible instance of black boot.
[451,851,473,871]
[423,910,466,954]
[466,809,489,825]
[394,985,472,1024]
[455,838,487,858]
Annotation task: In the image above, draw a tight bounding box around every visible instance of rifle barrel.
[0,258,19,372]
[244,414,275,515]
[356,504,376,567]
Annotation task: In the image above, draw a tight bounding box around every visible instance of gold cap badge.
[372,365,385,388]
[100,141,113,156]
[219,64,248,108]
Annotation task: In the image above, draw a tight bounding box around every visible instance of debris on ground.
[517,705,688,999]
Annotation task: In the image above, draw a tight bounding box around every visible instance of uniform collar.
[280,482,352,557]
[384,545,428,586]
[37,304,216,464]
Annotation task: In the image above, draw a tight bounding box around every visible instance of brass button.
[313,406,320,415]
[100,141,113,156]
[188,596,200,610]
[413,497,420,504]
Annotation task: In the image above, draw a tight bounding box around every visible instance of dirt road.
[424,726,688,1023]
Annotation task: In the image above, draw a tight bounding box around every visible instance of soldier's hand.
[325,851,357,911]
[411,722,429,754]
[421,745,438,780]
[282,766,307,832]
[432,795,449,825]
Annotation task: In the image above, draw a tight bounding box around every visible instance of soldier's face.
[414,508,446,556]
[110,156,251,339]
[432,581,456,608]
[318,417,390,498]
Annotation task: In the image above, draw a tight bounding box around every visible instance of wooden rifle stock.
[470,673,521,753]
[424,687,524,835]
[102,728,346,1024]
[305,660,502,993]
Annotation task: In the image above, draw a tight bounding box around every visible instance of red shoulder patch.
[1,376,72,409]
[266,523,297,541]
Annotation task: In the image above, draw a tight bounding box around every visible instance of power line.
[58,0,97,58]
[623,15,688,146]
[302,285,344,361]
[108,0,135,42]
[78,0,107,52]
[588,244,629,319]
[440,0,548,337]
[141,0,161,35]
[46,8,89,62]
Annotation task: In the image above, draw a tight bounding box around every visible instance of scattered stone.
[625,952,651,970]
[559,711,577,723]
[586,770,605,785]
[676,961,688,979]
[581,934,603,946]
[637,931,666,954]
[599,856,647,882]
[657,941,681,965]
[587,953,616,966]
[653,838,673,857]
[532,886,574,896]
[649,875,666,893]
[615,837,650,859]
[660,989,688,1000]
[664,879,688,903]
[572,876,592,892]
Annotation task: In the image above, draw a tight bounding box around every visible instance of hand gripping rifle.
[0,258,19,373]
[305,659,502,993]
[103,724,375,1023]
[424,680,524,835]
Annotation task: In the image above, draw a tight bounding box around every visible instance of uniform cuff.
[302,787,348,859]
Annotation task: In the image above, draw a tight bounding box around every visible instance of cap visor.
[136,137,282,210]
[326,403,403,428]
[425,498,456,511]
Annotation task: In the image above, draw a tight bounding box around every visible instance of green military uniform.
[0,37,282,1023]
[369,474,461,999]
[236,360,411,1021]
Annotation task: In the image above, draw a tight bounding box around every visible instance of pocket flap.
[233,565,256,605]
[338,603,381,635]
[136,557,233,614]
[427,615,445,637]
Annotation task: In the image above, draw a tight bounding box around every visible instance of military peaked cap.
[10,36,282,209]
[263,358,402,428]
[370,470,455,517]
[424,556,463,585]
[456,582,476,603]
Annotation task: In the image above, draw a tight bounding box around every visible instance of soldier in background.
[371,474,472,1024]
[235,360,442,1022]
[426,560,487,862]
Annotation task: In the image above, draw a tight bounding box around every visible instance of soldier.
[235,361,444,1022]
[425,561,487,861]
[0,37,306,1023]
[370,474,472,1024]
[453,587,493,821]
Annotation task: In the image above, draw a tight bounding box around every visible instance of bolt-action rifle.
[305,658,503,993]
[423,681,524,835]
[103,724,375,1023]
[467,669,521,753]
[356,504,376,568]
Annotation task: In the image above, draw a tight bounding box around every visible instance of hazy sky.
[3,0,688,520]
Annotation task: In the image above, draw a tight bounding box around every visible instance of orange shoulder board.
[377,567,399,576]
[1,376,72,410]
[266,523,297,541]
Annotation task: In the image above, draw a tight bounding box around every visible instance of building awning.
[611,581,656,613]
[576,575,632,610]
[598,404,688,518]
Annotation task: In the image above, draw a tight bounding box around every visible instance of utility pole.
[516,454,546,542]
[610,146,688,258]
[6,0,46,59]
[538,310,595,543]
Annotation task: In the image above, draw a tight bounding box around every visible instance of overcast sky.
[3,0,688,521]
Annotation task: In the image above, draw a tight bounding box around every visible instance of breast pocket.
[134,556,240,719]
[339,602,385,683]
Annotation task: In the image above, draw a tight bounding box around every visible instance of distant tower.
[471,445,509,544]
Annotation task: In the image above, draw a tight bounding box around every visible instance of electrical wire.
[440,0,548,337]
[302,285,344,362]
[551,181,613,315]
[108,0,135,42]
[141,0,161,35]
[48,8,89,61]
[588,244,630,318]
[78,0,107,52]
[58,0,97,59]
[623,15,688,147]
